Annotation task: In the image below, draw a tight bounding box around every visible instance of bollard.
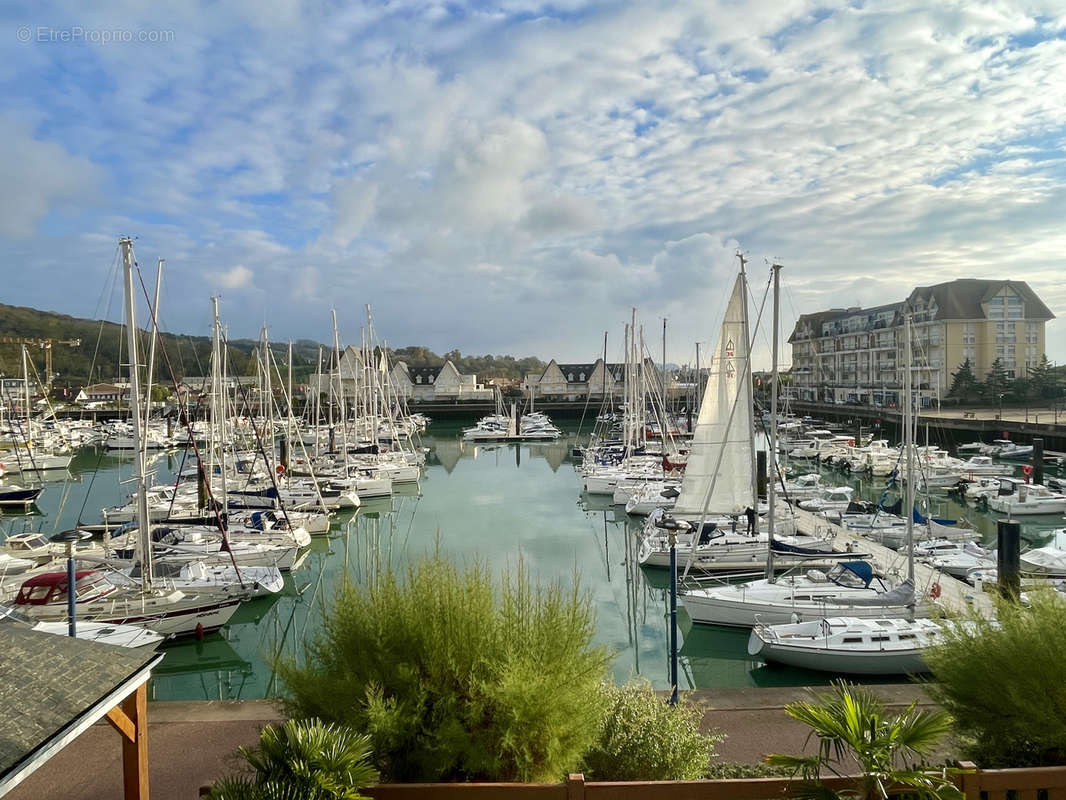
[756,450,767,501]
[997,520,1021,601]
[1033,438,1044,486]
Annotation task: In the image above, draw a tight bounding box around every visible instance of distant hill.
[0,302,546,387]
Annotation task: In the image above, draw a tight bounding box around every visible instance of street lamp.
[999,393,1005,421]
[49,528,92,637]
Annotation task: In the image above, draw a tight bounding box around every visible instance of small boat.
[748,616,951,674]
[1,602,164,648]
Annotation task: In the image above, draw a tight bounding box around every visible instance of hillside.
[0,303,546,387]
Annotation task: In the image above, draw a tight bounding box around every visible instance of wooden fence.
[363,763,1066,800]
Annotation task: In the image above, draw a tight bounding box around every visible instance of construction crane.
[0,337,82,389]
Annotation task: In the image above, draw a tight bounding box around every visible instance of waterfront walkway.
[8,685,948,800]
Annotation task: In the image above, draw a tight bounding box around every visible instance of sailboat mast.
[737,253,758,527]
[904,309,915,584]
[212,297,229,515]
[120,237,153,591]
[143,258,163,451]
[766,263,782,579]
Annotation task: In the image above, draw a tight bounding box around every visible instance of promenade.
[8,685,950,800]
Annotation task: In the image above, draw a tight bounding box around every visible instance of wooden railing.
[364,763,1066,800]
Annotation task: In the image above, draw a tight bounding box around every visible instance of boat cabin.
[14,570,117,606]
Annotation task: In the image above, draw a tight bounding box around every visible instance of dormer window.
[579,373,585,381]
[416,375,422,384]
[568,373,574,381]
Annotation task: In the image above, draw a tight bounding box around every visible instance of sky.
[2,0,1065,370]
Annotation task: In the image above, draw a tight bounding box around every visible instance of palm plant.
[766,682,961,800]
[206,718,379,800]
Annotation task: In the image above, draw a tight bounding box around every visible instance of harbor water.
[3,421,1064,700]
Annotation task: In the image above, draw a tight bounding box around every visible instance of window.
[962,323,976,345]
[579,372,585,381]
[1026,322,1039,344]
[568,373,574,381]
[1007,295,1024,319]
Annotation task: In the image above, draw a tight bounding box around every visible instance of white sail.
[673,274,752,517]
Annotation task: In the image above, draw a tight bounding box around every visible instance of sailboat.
[12,238,243,638]
[680,264,926,626]
[637,261,829,573]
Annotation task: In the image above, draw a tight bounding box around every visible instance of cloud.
[210,264,253,289]
[0,115,102,237]
[1,0,1065,366]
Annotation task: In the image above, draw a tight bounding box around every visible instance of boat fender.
[929,583,942,600]
[276,464,286,476]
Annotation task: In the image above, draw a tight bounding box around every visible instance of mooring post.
[1033,438,1044,486]
[997,520,1021,601]
[756,450,767,501]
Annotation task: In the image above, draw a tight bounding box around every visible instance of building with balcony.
[788,279,1054,407]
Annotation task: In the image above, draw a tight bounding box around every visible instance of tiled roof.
[907,279,1055,321]
[0,626,158,782]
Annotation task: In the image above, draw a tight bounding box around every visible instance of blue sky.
[1,0,1065,369]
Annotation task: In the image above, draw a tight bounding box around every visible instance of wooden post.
[956,760,980,800]
[115,683,149,800]
[567,774,585,800]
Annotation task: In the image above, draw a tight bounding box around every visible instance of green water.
[4,423,1064,701]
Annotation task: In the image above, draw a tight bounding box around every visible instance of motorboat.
[987,480,1066,515]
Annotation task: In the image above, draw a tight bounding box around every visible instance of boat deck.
[791,507,997,620]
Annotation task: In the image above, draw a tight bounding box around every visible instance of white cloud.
[1,0,1064,365]
[0,115,102,237]
[210,264,253,289]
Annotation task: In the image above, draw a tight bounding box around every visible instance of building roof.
[405,365,443,382]
[0,626,161,792]
[907,279,1055,321]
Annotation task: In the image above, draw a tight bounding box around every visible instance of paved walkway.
[7,685,954,799]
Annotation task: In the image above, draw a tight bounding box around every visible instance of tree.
[984,358,1011,404]
[947,358,981,403]
[277,554,611,783]
[205,718,378,800]
[766,682,960,800]
[924,590,1066,767]
[150,384,171,403]
[1027,354,1057,400]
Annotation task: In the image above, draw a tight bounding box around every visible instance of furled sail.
[673,274,753,517]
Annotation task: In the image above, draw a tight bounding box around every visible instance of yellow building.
[788,279,1054,407]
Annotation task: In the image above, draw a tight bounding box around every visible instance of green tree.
[277,554,611,783]
[766,682,960,800]
[924,590,1066,767]
[150,384,171,402]
[205,718,378,800]
[984,358,1011,404]
[1028,354,1056,399]
[947,358,980,403]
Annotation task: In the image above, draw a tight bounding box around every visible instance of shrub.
[767,681,960,800]
[205,718,378,800]
[277,554,612,782]
[581,680,723,781]
[924,589,1066,767]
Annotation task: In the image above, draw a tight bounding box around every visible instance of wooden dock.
[790,507,997,619]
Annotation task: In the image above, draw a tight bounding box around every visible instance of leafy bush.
[205,718,378,800]
[277,554,612,782]
[767,681,960,800]
[581,680,723,780]
[705,761,793,779]
[924,589,1066,767]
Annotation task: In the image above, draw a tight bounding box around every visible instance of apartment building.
[788,279,1054,407]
